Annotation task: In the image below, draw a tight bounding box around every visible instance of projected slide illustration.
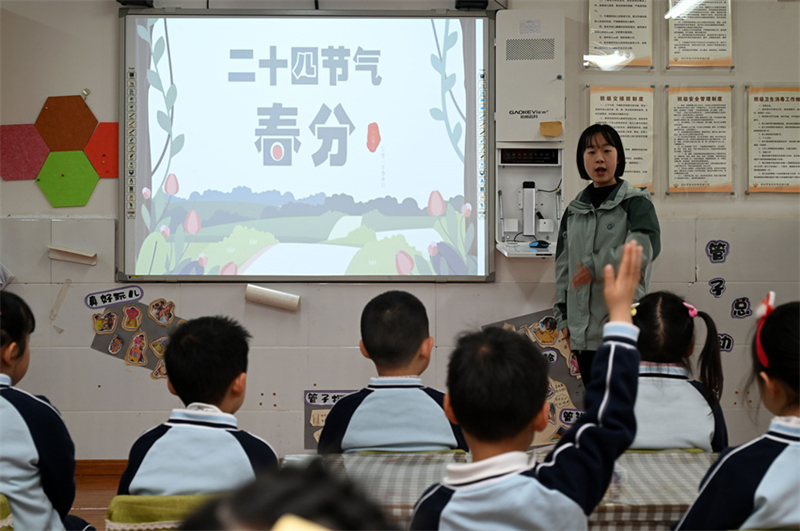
[128,16,486,278]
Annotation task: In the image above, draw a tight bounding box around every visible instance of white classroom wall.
[0,0,798,459]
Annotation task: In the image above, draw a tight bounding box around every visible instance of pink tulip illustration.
[220,261,238,275]
[184,210,201,235]
[160,225,170,238]
[461,203,472,218]
[198,253,208,267]
[427,190,446,216]
[395,251,414,275]
[164,173,179,195]
[428,243,438,256]
[142,187,151,199]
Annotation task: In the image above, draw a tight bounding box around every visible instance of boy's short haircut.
[447,327,549,442]
[360,291,429,369]
[164,315,251,406]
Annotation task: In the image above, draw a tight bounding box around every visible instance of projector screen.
[118,11,492,281]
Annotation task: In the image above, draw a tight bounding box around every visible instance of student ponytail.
[633,291,722,408]
[695,310,723,408]
[750,296,799,408]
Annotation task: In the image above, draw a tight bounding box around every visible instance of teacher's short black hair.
[576,123,626,180]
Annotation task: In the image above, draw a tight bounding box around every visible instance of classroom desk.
[302,450,718,530]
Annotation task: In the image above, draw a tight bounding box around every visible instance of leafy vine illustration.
[136,18,195,275]
[429,19,466,163]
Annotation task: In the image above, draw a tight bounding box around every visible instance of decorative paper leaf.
[429,108,445,121]
[452,122,462,144]
[153,37,165,64]
[137,232,170,275]
[137,25,151,43]
[430,54,444,74]
[147,69,163,92]
[141,204,151,228]
[444,32,458,52]
[157,111,171,134]
[171,134,184,157]
[165,85,177,109]
[443,74,456,92]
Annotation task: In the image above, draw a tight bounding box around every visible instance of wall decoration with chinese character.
[484,309,585,447]
[90,293,185,381]
[303,390,355,450]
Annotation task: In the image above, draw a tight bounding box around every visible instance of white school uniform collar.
[0,373,11,386]
[638,362,690,378]
[168,402,238,428]
[769,416,800,439]
[443,451,533,487]
[368,376,423,388]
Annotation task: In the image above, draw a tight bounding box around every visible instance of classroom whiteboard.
[118,11,493,282]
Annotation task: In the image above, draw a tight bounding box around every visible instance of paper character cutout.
[108,334,124,355]
[93,311,118,334]
[706,240,730,263]
[148,299,175,326]
[546,380,556,400]
[310,410,329,427]
[708,278,726,298]
[534,316,559,345]
[150,336,169,358]
[731,297,753,319]
[151,358,168,380]
[541,348,559,365]
[548,402,557,425]
[718,333,734,352]
[568,352,580,377]
[125,331,148,366]
[550,426,568,442]
[121,305,142,331]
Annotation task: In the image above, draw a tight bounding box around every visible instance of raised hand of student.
[603,241,642,324]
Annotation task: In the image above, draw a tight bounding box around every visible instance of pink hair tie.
[755,291,776,368]
[683,302,698,318]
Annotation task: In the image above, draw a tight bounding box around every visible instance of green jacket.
[554,179,660,351]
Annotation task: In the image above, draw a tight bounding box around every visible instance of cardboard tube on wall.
[245,284,300,311]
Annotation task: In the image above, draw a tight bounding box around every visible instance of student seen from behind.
[630,291,727,451]
[411,241,644,530]
[317,290,467,454]
[0,291,94,531]
[180,460,397,530]
[118,316,278,495]
[675,293,799,530]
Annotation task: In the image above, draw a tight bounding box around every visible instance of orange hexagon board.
[85,122,119,178]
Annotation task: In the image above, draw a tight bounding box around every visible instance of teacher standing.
[554,124,661,383]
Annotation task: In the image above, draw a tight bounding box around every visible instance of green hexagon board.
[37,151,100,207]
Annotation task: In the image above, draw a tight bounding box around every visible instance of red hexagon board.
[85,122,119,178]
[0,124,50,180]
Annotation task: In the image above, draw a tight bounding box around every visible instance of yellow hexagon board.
[36,151,100,207]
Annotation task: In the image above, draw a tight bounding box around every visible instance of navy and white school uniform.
[630,362,727,452]
[0,373,76,531]
[118,403,278,496]
[410,322,641,531]
[317,377,468,454]
[675,416,800,530]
